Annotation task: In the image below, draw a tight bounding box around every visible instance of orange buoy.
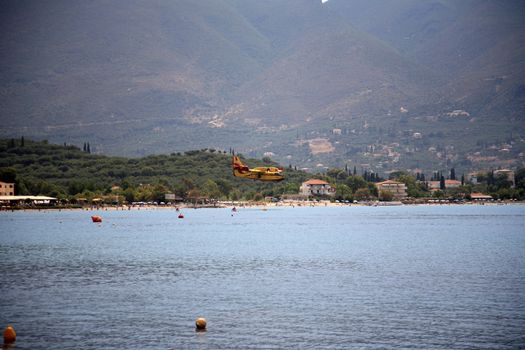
[3,325,16,344]
[91,215,102,223]
[178,213,184,219]
[195,317,207,331]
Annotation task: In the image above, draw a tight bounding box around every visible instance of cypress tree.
[440,175,446,190]
[20,136,25,147]
[353,166,357,175]
[450,168,456,180]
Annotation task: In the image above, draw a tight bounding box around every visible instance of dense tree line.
[317,167,525,201]
[1,139,523,203]
[0,139,308,202]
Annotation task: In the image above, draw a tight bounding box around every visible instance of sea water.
[1,205,524,349]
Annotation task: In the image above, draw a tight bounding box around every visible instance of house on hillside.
[375,180,407,199]
[300,179,334,196]
[0,182,15,196]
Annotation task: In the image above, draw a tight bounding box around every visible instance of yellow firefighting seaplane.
[232,155,284,182]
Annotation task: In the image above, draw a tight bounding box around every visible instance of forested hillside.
[2,139,524,202]
[0,139,307,202]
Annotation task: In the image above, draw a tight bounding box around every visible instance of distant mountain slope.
[231,8,441,124]
[0,0,524,173]
[330,0,525,120]
[0,0,271,127]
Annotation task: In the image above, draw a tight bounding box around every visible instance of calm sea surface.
[1,205,524,349]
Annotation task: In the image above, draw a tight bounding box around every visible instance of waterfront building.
[300,179,334,196]
[375,180,407,199]
[470,193,493,201]
[427,179,462,191]
[0,182,15,196]
[0,195,58,206]
[444,180,462,189]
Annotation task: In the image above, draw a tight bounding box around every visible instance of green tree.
[335,184,353,201]
[397,174,426,197]
[345,175,367,193]
[433,190,445,199]
[123,188,136,203]
[389,170,408,180]
[0,167,17,183]
[280,182,299,194]
[201,179,221,199]
[516,168,525,190]
[187,188,201,202]
[151,183,168,202]
[215,179,232,198]
[379,190,394,201]
[354,188,372,201]
[493,173,512,191]
[229,189,241,201]
[327,168,348,181]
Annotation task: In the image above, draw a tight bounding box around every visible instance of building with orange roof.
[300,179,334,196]
[470,193,493,201]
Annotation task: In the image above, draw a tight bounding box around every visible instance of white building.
[300,179,334,196]
[466,172,478,185]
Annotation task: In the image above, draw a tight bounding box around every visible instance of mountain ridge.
[1,0,524,173]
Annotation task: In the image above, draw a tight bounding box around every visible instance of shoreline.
[1,200,523,212]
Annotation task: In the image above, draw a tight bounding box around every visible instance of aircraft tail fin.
[232,155,249,173]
